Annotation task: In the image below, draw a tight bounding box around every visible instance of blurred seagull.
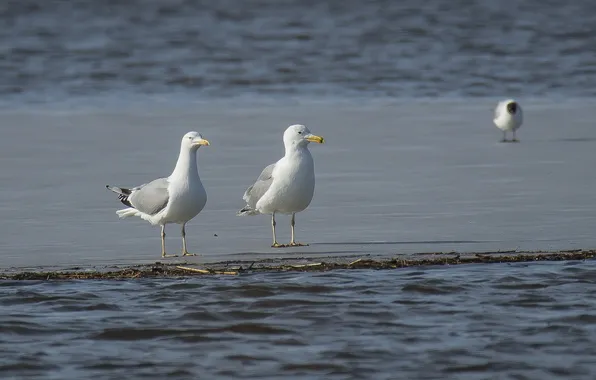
[493,99,523,142]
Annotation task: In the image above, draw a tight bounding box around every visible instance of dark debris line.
[1,250,595,280]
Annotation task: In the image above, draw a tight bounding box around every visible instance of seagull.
[106,131,210,258]
[237,124,325,248]
[493,99,523,142]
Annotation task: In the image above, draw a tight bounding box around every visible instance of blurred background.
[1,0,596,106]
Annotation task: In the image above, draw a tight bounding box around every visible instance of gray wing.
[129,178,170,216]
[243,163,275,209]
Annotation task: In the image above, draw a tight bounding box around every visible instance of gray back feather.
[129,178,170,216]
[243,163,275,209]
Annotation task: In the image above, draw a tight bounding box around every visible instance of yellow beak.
[193,138,210,147]
[305,134,325,144]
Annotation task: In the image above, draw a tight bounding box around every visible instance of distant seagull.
[106,132,210,258]
[493,99,523,142]
[237,124,325,248]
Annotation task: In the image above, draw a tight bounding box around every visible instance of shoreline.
[2,249,594,280]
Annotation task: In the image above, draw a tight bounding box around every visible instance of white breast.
[164,179,207,224]
[257,151,315,214]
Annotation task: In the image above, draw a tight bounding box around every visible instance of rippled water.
[2,0,596,105]
[2,261,596,379]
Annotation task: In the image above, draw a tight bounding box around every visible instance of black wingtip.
[237,206,258,216]
[119,195,132,207]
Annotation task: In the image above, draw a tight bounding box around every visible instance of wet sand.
[1,100,595,272]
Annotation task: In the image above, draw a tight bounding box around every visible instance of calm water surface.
[2,261,596,379]
[1,101,595,269]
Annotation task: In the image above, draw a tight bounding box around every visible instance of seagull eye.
[298,131,302,134]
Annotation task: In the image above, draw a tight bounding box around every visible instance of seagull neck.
[284,143,308,158]
[171,148,198,180]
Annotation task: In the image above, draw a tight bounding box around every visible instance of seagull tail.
[106,185,133,207]
[237,205,260,216]
[115,208,139,219]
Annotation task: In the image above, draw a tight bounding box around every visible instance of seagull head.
[182,131,210,151]
[283,124,325,148]
[506,100,519,115]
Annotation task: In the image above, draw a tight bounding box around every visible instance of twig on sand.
[176,266,210,274]
[348,258,362,266]
[176,266,238,275]
[288,262,323,269]
[218,271,239,275]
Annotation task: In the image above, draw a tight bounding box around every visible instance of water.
[1,261,596,379]
[2,1,596,378]
[1,0,596,105]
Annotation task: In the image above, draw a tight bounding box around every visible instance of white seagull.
[106,131,210,258]
[237,124,325,248]
[493,99,523,142]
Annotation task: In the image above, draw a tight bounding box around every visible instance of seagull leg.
[181,223,197,256]
[161,225,178,258]
[289,213,308,247]
[271,212,284,248]
[512,130,519,142]
[501,131,508,143]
